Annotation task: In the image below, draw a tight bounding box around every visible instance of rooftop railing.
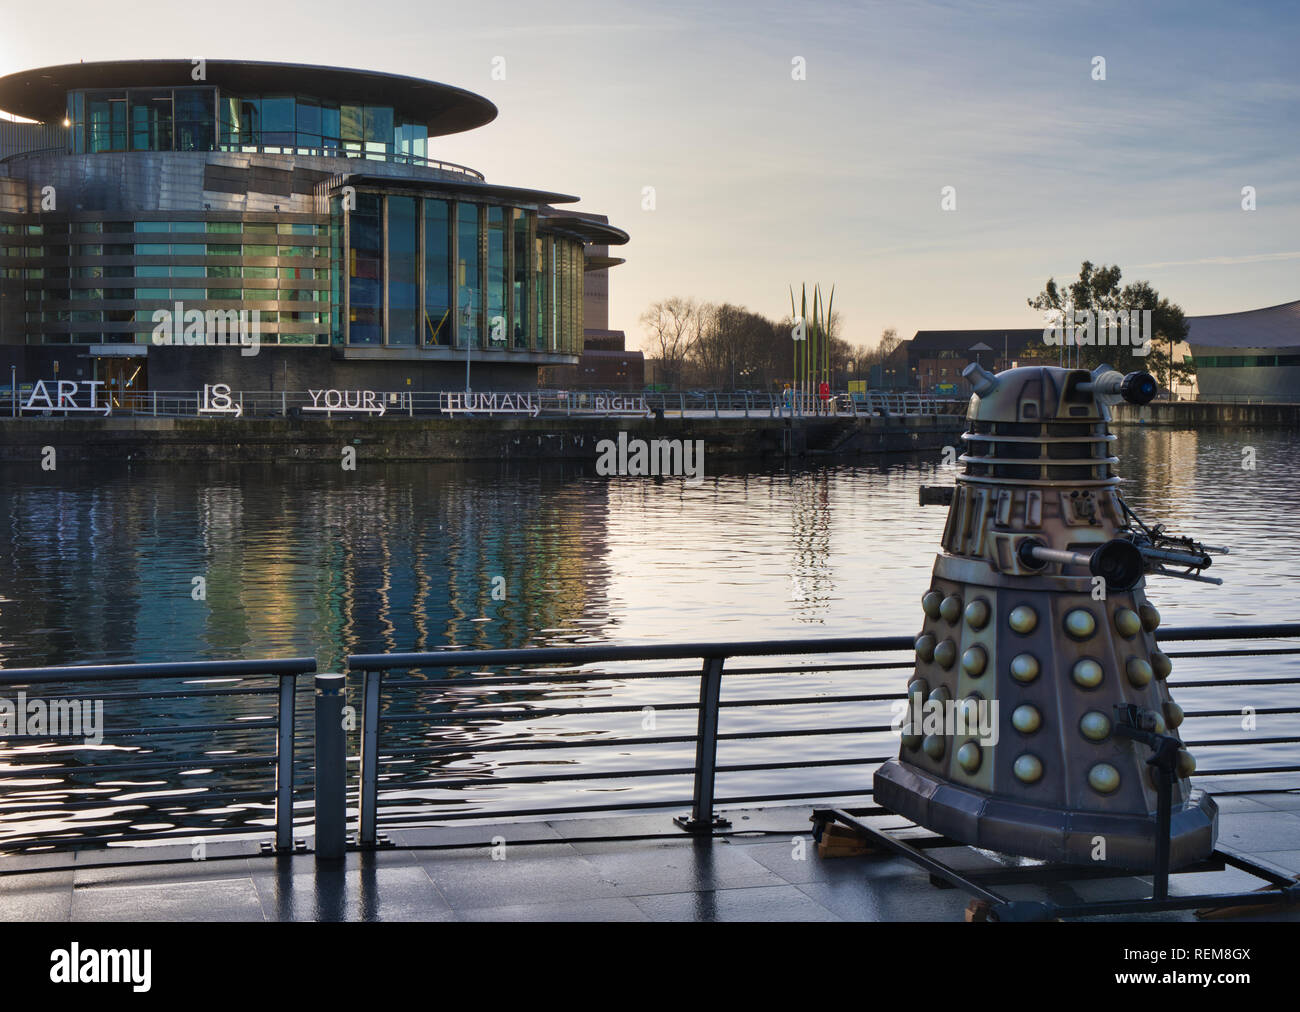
[0,144,485,180]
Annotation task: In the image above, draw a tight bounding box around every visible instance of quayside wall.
[1112,401,1300,428]
[0,414,964,463]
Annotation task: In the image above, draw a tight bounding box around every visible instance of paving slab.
[1,799,1298,921]
[630,884,843,922]
[70,876,266,921]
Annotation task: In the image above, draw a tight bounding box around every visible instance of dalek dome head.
[957,363,1156,490]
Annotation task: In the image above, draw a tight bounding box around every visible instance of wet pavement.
[4,791,1299,922]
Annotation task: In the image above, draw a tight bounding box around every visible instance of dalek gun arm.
[1126,531,1228,585]
[1117,496,1230,585]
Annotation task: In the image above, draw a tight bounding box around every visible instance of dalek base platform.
[873,758,1217,871]
[809,803,1300,922]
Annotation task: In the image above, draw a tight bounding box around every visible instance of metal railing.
[0,656,315,852]
[2,623,1296,857]
[344,623,1300,848]
[3,387,966,421]
[346,636,914,846]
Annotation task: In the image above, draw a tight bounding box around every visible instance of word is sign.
[199,383,243,417]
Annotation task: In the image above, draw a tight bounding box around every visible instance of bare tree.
[641,297,707,389]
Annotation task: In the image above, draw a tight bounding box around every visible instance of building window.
[512,210,531,350]
[535,234,547,352]
[456,202,480,349]
[423,199,452,346]
[486,206,507,348]
[386,195,418,346]
[348,193,382,344]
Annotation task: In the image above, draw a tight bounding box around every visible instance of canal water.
[0,427,1297,847]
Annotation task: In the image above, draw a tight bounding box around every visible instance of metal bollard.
[314,673,347,861]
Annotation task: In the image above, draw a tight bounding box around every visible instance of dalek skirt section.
[874,365,1217,871]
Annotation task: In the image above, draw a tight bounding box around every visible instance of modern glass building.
[1187,299,1300,400]
[0,60,628,395]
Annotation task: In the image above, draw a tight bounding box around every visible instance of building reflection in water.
[1,431,1297,848]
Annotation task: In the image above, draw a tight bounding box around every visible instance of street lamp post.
[462,292,474,393]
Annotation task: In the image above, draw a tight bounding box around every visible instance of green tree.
[1025,261,1194,393]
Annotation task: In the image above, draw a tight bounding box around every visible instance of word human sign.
[20,380,111,415]
[441,391,540,416]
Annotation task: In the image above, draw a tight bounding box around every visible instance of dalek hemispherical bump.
[964,598,990,629]
[914,634,936,663]
[1114,608,1142,638]
[961,645,987,677]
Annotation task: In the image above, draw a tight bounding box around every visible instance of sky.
[2,0,1297,353]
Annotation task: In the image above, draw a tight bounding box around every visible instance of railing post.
[314,673,347,861]
[675,654,731,834]
[274,672,297,852]
[358,667,382,846]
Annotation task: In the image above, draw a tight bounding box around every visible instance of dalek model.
[874,363,1228,870]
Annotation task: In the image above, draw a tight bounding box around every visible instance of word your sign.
[22,380,111,416]
[199,384,243,417]
[303,389,386,416]
[442,392,540,416]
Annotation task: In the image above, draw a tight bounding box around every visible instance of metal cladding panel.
[2,152,487,212]
[1187,299,1300,349]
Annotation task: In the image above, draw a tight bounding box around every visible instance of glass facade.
[0,202,588,355]
[339,191,582,354]
[67,88,431,164]
[0,217,330,345]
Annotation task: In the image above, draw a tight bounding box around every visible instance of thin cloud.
[1134,252,1300,269]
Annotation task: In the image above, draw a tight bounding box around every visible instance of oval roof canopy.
[342,173,579,207]
[0,60,497,137]
[539,214,630,246]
